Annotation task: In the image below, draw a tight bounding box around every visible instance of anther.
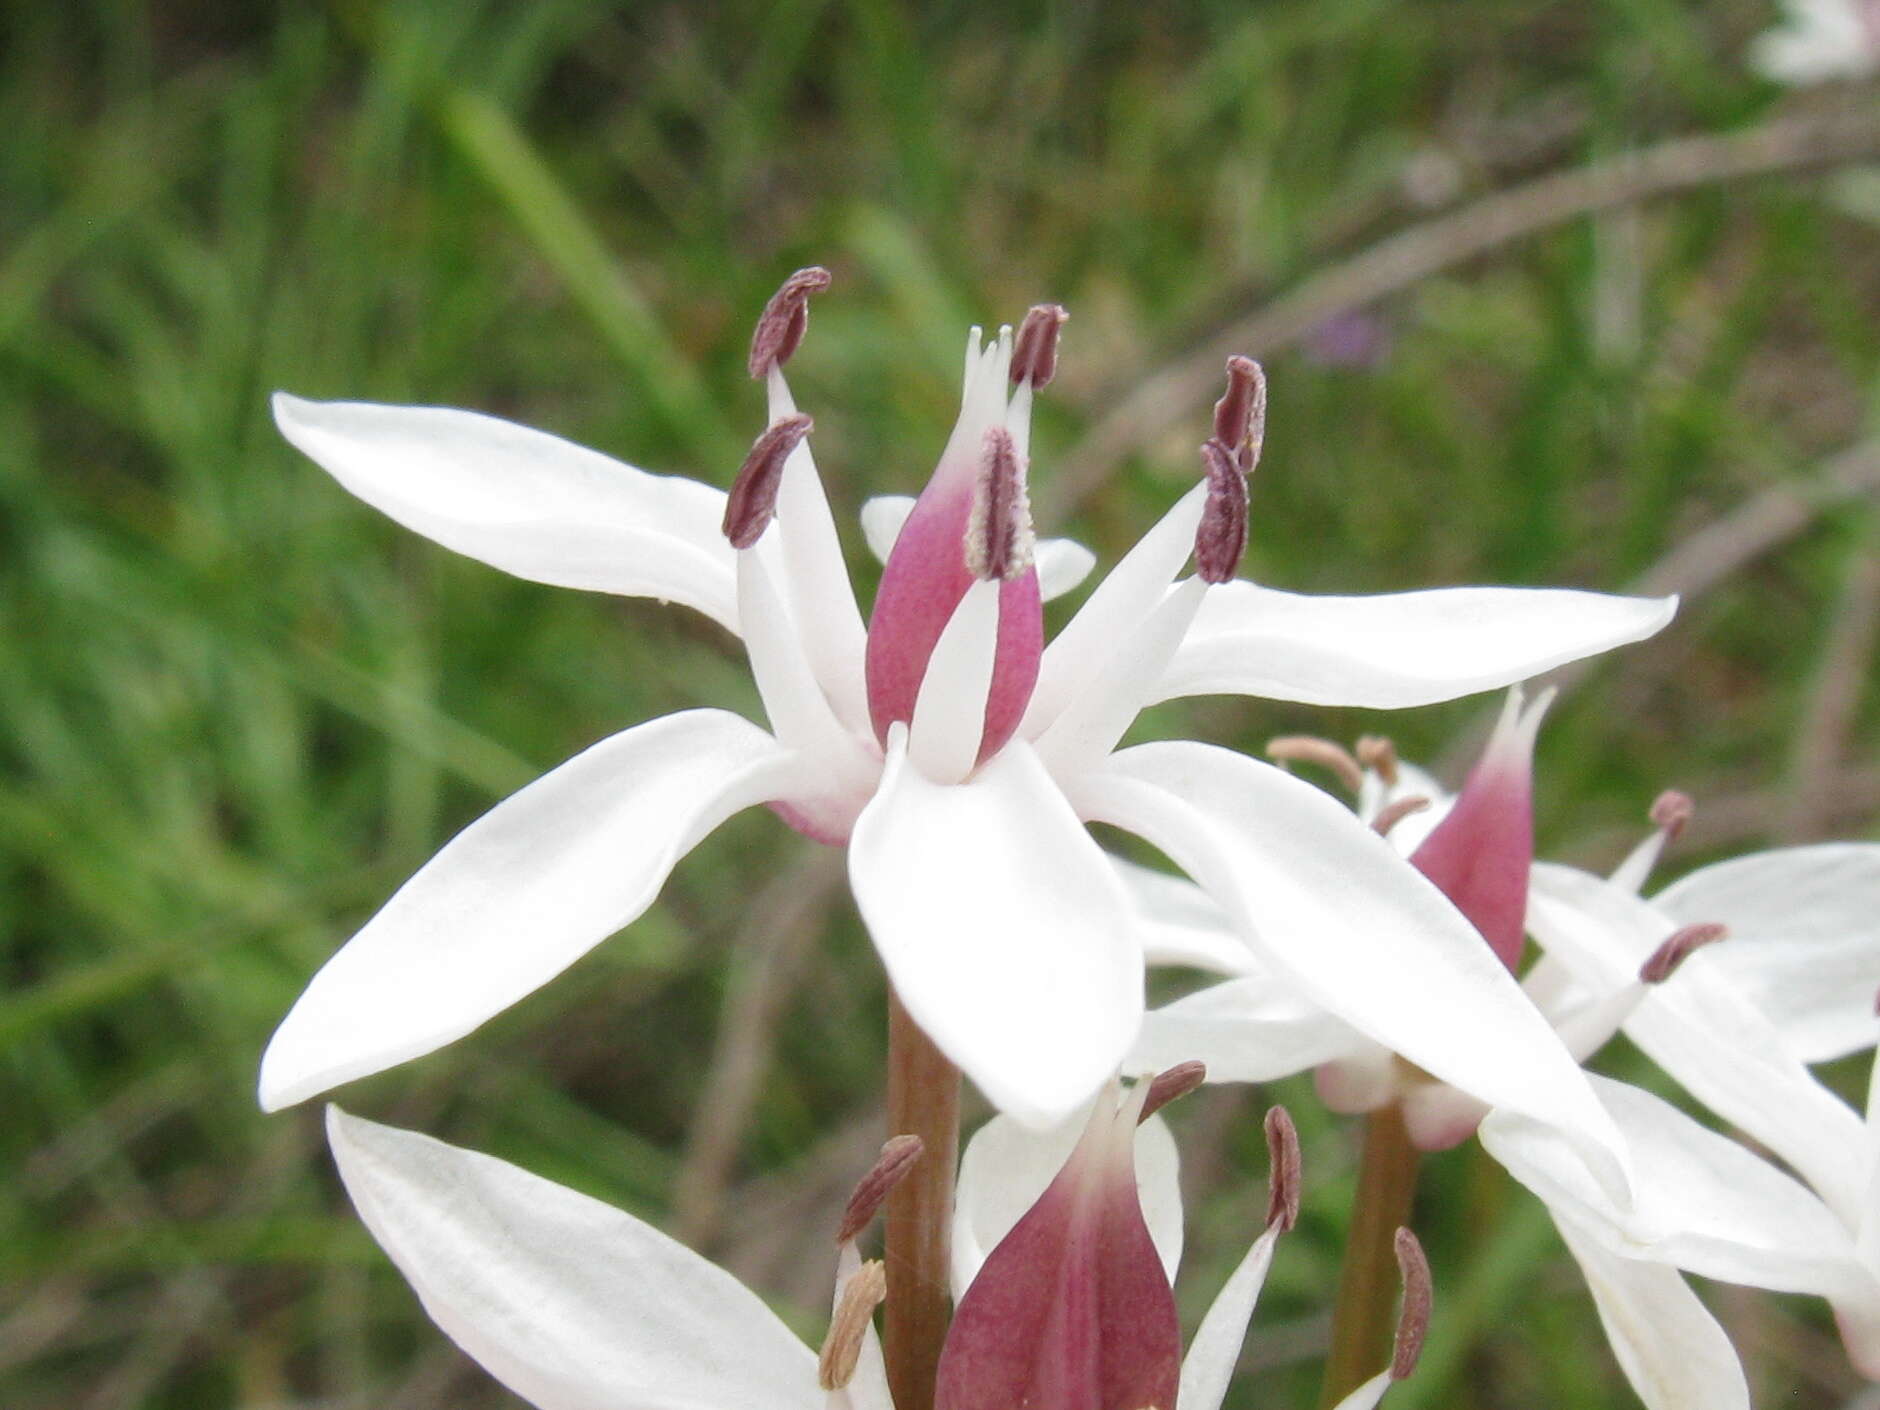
[836,1134,924,1246]
[748,266,832,379]
[722,413,813,548]
[1391,1228,1433,1380]
[1639,922,1728,984]
[1264,1106,1302,1234]
[1267,735,1364,795]
[1212,356,1267,465]
[1138,1061,1207,1124]
[1356,735,1400,786]
[1010,303,1068,388]
[818,1259,888,1391]
[1372,795,1433,839]
[965,426,1034,580]
[1195,438,1250,584]
[1650,789,1695,842]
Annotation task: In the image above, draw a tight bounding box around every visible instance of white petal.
[1021,482,1207,738]
[1326,1370,1396,1410]
[861,495,1094,603]
[1150,581,1676,709]
[1553,1215,1750,1410]
[1131,977,1365,1082]
[1032,577,1206,777]
[1178,1226,1279,1410]
[907,580,1000,786]
[274,394,739,630]
[950,1108,1182,1300]
[1112,855,1260,974]
[1400,1082,1490,1150]
[261,710,801,1110]
[327,1107,821,1410]
[1072,742,1631,1200]
[1480,1074,1864,1298]
[849,731,1142,1126]
[765,370,870,734]
[1653,844,1880,1063]
[1527,862,1867,1223]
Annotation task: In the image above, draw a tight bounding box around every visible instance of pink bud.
[1408,687,1551,972]
[934,1087,1180,1410]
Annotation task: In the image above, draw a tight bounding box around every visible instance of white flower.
[260,272,1674,1142]
[1128,700,1880,1405]
[1750,0,1880,85]
[324,1071,1425,1410]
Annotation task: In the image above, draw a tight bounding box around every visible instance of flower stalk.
[1319,1102,1423,1408]
[885,988,961,1410]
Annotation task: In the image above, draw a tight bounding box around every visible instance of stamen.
[1137,1060,1207,1123]
[1267,735,1364,794]
[721,413,814,548]
[1639,922,1729,984]
[836,1134,924,1245]
[1195,438,1250,585]
[1264,1105,1302,1234]
[1212,355,1267,459]
[1009,303,1068,388]
[1391,1228,1433,1380]
[1356,734,1400,786]
[818,1259,888,1390]
[1372,794,1433,839]
[1650,789,1695,842]
[747,266,832,379]
[965,426,1034,581]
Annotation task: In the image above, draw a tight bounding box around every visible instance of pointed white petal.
[261,710,801,1110]
[327,1108,821,1410]
[274,394,739,630]
[765,370,870,734]
[862,495,1093,603]
[1528,862,1867,1223]
[1151,582,1676,709]
[1073,742,1631,1199]
[1653,844,1880,1063]
[1178,1226,1279,1410]
[849,731,1142,1126]
[1021,482,1207,737]
[737,550,878,775]
[1481,1074,1866,1299]
[1131,977,1365,1082]
[1111,855,1260,975]
[1553,1215,1750,1410]
[1032,577,1206,777]
[950,1109,1182,1300]
[907,580,1000,785]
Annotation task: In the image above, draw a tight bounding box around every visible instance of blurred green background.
[3,1,1877,1406]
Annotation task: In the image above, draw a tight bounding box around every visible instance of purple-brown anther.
[1267,735,1365,794]
[837,1134,925,1245]
[966,427,1034,581]
[722,413,813,549]
[1212,355,1267,462]
[1137,1060,1206,1124]
[748,266,832,379]
[934,1086,1180,1410]
[1357,734,1400,787]
[819,1259,888,1390]
[1196,438,1250,585]
[1639,922,1729,985]
[1391,1228,1432,1381]
[1650,789,1695,842]
[1010,303,1068,388]
[1372,794,1433,840]
[1264,1105,1302,1234]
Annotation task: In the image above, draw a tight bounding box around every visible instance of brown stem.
[883,989,960,1410]
[1318,1104,1422,1408]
